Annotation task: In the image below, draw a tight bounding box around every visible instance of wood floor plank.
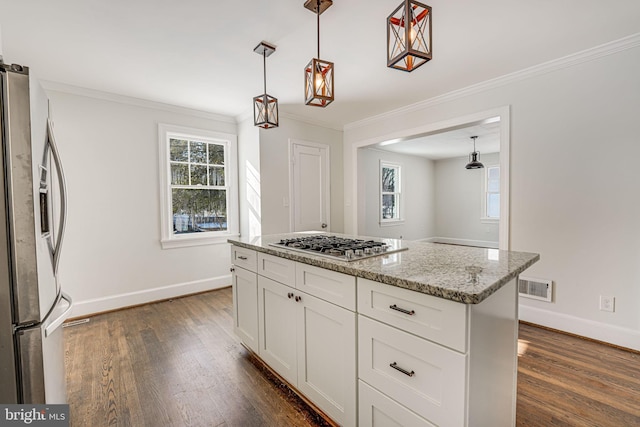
[64,288,640,426]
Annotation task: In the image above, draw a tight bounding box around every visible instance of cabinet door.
[232,266,258,353]
[258,276,297,385]
[296,292,356,427]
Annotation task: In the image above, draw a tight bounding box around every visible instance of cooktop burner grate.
[269,235,407,261]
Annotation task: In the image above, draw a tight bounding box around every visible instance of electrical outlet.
[599,296,615,312]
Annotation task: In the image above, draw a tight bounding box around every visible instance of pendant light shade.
[387,0,432,72]
[304,0,334,107]
[465,136,485,169]
[253,41,278,129]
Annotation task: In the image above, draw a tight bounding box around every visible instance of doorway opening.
[350,106,510,249]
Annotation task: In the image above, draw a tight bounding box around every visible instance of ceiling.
[374,119,500,160]
[1,1,639,130]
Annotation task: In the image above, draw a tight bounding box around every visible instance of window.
[159,124,238,248]
[380,161,402,224]
[484,165,500,220]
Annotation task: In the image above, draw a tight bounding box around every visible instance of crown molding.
[41,80,237,123]
[235,108,343,132]
[344,32,640,132]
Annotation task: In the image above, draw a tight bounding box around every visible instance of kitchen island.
[229,233,539,427]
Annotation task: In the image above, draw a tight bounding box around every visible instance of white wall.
[47,89,238,317]
[237,117,262,240]
[434,153,499,247]
[357,148,435,240]
[259,116,344,235]
[344,41,640,350]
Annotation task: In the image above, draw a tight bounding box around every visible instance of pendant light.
[304,0,334,107]
[465,136,485,169]
[387,0,432,72]
[253,41,278,129]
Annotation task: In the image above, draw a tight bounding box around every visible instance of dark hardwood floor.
[516,322,640,426]
[64,287,640,426]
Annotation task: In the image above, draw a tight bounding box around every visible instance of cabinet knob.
[230,267,235,272]
[295,295,302,302]
[288,292,294,299]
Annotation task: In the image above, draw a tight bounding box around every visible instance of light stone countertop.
[228,232,540,304]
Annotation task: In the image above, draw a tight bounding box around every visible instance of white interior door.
[290,140,330,232]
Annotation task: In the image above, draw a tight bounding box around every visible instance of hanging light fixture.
[387,0,432,72]
[253,41,278,129]
[304,0,334,107]
[465,136,485,169]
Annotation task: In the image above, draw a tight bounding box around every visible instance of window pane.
[209,166,225,186]
[209,144,225,165]
[191,165,207,186]
[487,193,500,218]
[170,139,188,162]
[382,167,396,192]
[488,167,500,192]
[171,163,189,185]
[190,141,207,164]
[382,194,398,219]
[172,188,227,233]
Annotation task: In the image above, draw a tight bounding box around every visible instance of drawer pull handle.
[237,255,248,260]
[390,362,415,377]
[389,304,415,316]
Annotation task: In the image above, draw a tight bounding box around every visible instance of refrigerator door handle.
[47,119,67,276]
[44,292,73,337]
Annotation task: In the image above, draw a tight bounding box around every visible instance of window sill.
[161,232,240,249]
[481,217,499,224]
[379,219,405,227]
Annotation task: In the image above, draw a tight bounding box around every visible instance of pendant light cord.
[263,51,267,94]
[317,0,321,58]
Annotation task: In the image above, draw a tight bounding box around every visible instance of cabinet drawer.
[358,316,467,427]
[359,381,436,427]
[358,278,468,352]
[258,253,295,286]
[295,263,356,311]
[231,246,257,272]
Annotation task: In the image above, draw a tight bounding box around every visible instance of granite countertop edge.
[228,238,540,304]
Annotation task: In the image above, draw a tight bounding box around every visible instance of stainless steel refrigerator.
[0,61,73,404]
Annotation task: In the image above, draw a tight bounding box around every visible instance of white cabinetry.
[231,246,258,353]
[257,275,298,384]
[232,246,357,426]
[358,277,518,427]
[231,245,518,427]
[359,381,436,427]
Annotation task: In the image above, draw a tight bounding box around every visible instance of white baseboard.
[69,275,231,318]
[420,236,499,249]
[519,304,640,352]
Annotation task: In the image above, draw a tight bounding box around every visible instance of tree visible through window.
[169,137,228,234]
[381,162,401,222]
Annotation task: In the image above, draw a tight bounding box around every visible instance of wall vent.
[518,276,553,302]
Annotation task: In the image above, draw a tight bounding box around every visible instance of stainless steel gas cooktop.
[269,235,408,262]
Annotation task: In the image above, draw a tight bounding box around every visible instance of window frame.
[159,124,239,249]
[379,160,404,225]
[482,164,500,222]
